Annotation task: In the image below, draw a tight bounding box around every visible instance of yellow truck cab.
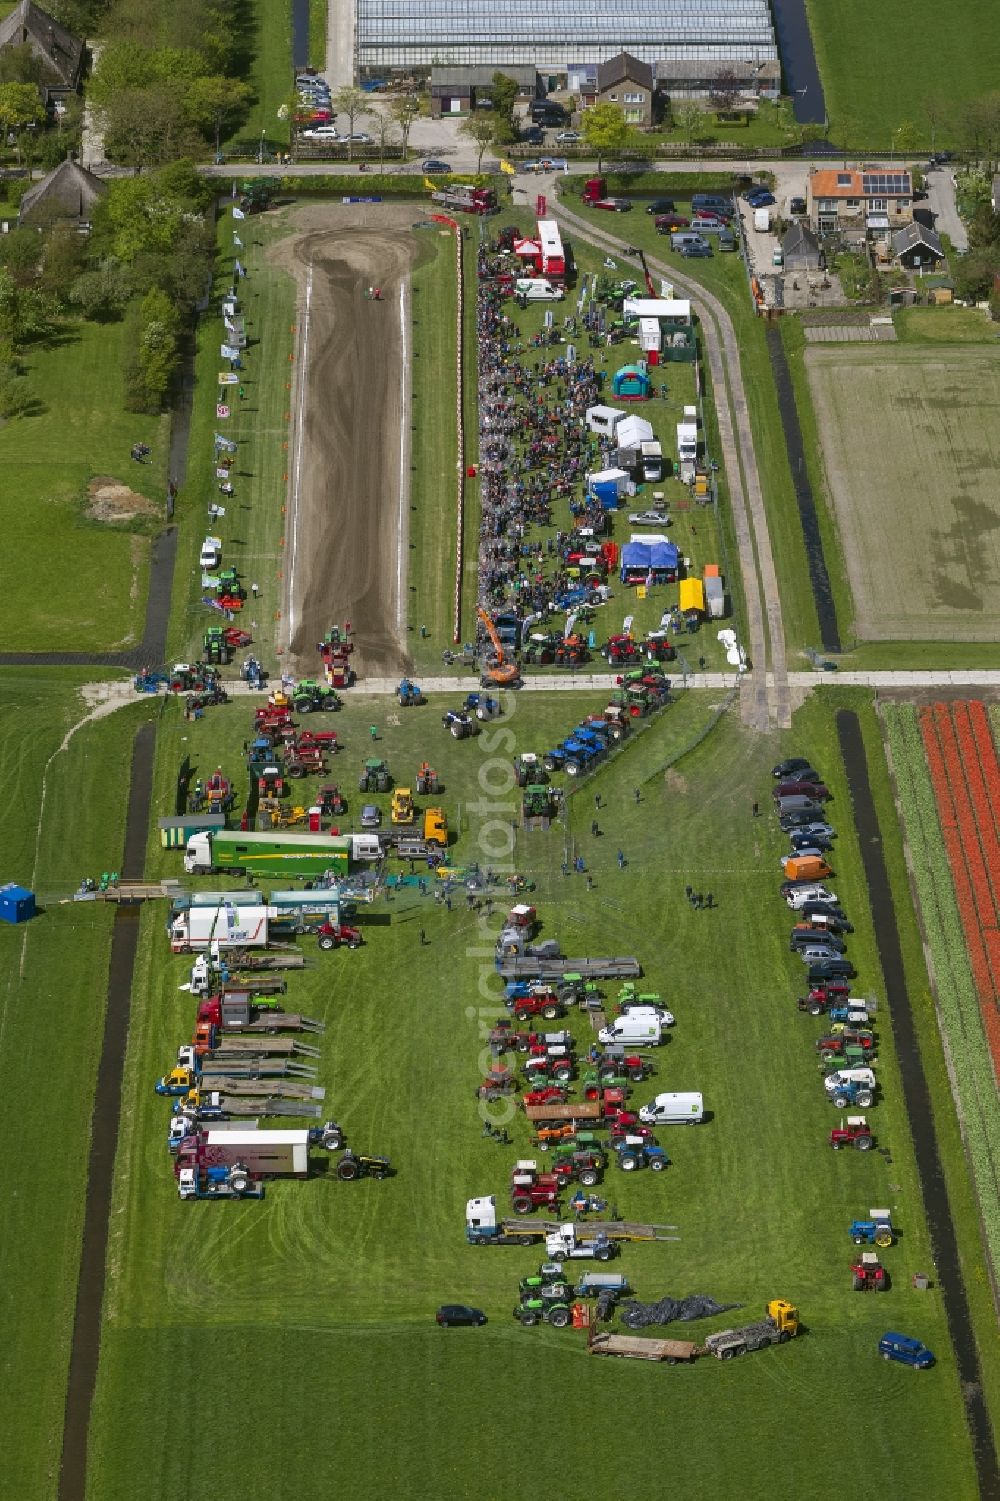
[423,807,448,846]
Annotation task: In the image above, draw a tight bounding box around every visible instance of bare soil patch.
[270,202,429,678]
[85,478,158,525]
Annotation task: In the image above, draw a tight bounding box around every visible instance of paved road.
[323,0,354,89]
[551,190,790,733]
[924,166,968,251]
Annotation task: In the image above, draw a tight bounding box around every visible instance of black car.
[773,758,816,779]
[523,126,544,145]
[790,196,807,216]
[790,831,833,852]
[681,244,712,258]
[801,907,852,932]
[422,159,450,173]
[790,930,847,953]
[781,811,826,831]
[436,1304,487,1327]
[808,959,856,982]
[646,198,676,214]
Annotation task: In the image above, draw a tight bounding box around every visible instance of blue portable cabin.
[0,883,36,923]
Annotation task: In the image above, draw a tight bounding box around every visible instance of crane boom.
[477,605,506,666]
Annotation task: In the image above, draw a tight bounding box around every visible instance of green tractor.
[519,1270,571,1301]
[359,758,392,794]
[514,753,548,788]
[202,626,232,666]
[523,783,557,828]
[293,678,341,713]
[514,1296,573,1328]
[239,179,276,214]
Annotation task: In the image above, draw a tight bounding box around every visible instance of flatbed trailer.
[199,1035,321,1058]
[196,1095,323,1119]
[230,953,306,971]
[74,880,185,904]
[197,1058,319,1080]
[589,1331,699,1362]
[524,1101,602,1123]
[197,1076,325,1100]
[215,1013,324,1034]
[498,957,641,980]
[498,1218,678,1243]
[220,978,288,997]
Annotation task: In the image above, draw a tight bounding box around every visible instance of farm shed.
[0,0,84,102]
[892,222,944,270]
[0,883,36,923]
[781,222,824,271]
[18,157,106,229]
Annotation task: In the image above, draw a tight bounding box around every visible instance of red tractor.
[522,1086,568,1108]
[316,922,362,951]
[523,1055,575,1085]
[318,783,346,816]
[297,730,339,753]
[829,1116,875,1151]
[478,1067,517,1100]
[816,1031,876,1062]
[510,993,566,1023]
[603,635,644,666]
[510,1163,562,1215]
[850,1253,889,1291]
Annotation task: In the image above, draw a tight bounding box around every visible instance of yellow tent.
[678,578,705,614]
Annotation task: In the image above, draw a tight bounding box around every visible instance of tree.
[891,120,918,161]
[100,83,200,166]
[922,91,949,155]
[0,82,42,165]
[709,69,743,118]
[489,72,519,142]
[184,74,252,155]
[674,101,709,145]
[123,286,180,412]
[459,112,496,172]
[39,228,86,302]
[69,259,134,321]
[580,102,631,172]
[332,85,367,159]
[372,112,399,171]
[0,228,42,287]
[389,93,421,158]
[0,344,34,419]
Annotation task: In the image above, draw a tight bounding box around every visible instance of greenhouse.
[356,0,778,73]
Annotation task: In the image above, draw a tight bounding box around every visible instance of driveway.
[924,166,967,251]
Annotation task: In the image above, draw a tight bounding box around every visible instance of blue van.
[879,1333,935,1368]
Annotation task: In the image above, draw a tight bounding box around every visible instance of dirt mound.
[86,478,158,524]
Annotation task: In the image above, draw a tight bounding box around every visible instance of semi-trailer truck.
[182,829,380,878]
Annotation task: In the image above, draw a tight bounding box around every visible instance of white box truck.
[170,906,270,953]
[753,207,771,232]
[638,1092,704,1125]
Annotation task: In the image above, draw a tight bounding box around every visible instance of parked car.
[523,126,544,145]
[301,126,339,139]
[745,189,775,207]
[534,158,568,172]
[344,132,372,143]
[422,159,450,173]
[555,130,582,143]
[360,804,381,828]
[773,757,815,779]
[655,214,690,230]
[718,231,736,251]
[808,958,856,982]
[681,243,712,257]
[790,196,807,215]
[436,1305,487,1327]
[199,536,222,570]
[786,884,838,909]
[791,822,835,841]
[790,831,834,853]
[628,510,671,525]
[879,1332,934,1368]
[774,780,831,801]
[646,198,676,214]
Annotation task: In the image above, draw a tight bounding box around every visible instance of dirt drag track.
[272,203,428,678]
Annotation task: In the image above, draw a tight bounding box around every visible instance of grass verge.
[0,673,149,1499]
[0,321,167,652]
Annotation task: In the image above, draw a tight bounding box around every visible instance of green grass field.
[0,673,152,1497]
[805,344,1000,642]
[805,0,1000,145]
[77,686,991,1498]
[0,322,167,652]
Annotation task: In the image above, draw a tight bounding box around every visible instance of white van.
[786,884,837,910]
[638,1091,704,1125]
[598,1014,663,1047]
[515,277,564,302]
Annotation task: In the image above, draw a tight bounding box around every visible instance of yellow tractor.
[391,787,415,825]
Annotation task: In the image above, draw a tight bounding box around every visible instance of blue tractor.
[397,677,425,706]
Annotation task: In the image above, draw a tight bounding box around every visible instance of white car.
[555,130,582,143]
[301,125,339,139]
[344,132,372,143]
[628,510,671,526]
[200,537,222,570]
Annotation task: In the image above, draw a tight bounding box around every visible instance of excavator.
[477,606,521,688]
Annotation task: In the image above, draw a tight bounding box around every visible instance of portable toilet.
[0,883,36,923]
